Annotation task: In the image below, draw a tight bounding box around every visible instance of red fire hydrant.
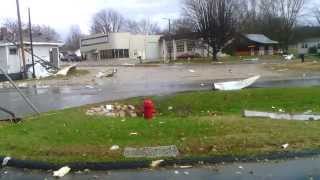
[144,99,156,120]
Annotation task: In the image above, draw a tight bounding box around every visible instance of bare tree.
[259,0,305,51]
[1,19,60,41]
[313,8,320,25]
[124,19,160,35]
[184,0,239,61]
[64,25,83,51]
[90,9,124,34]
[171,18,195,34]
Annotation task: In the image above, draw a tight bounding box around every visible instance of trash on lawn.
[85,85,95,89]
[2,157,11,166]
[282,143,289,149]
[278,109,285,113]
[244,110,320,121]
[86,103,137,118]
[56,64,77,76]
[95,68,118,78]
[188,69,195,73]
[174,170,180,174]
[150,160,164,168]
[277,69,289,72]
[130,132,138,136]
[29,63,53,79]
[53,166,71,178]
[238,166,244,169]
[110,145,120,151]
[168,106,173,111]
[213,75,260,91]
[283,54,294,60]
[304,110,313,114]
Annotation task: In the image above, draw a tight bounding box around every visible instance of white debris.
[29,63,52,79]
[130,132,138,136]
[168,106,173,111]
[188,69,195,73]
[53,166,71,178]
[278,109,285,113]
[150,160,164,168]
[180,166,193,169]
[106,105,113,111]
[200,83,205,87]
[174,170,180,174]
[183,171,190,175]
[272,106,276,109]
[110,145,120,151]
[56,64,77,76]
[18,83,28,88]
[2,157,11,166]
[85,85,94,89]
[282,143,289,149]
[238,166,244,169]
[96,72,105,78]
[214,75,260,91]
[304,110,313,114]
[284,54,294,60]
[236,171,242,175]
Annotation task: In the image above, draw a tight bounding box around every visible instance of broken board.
[244,110,320,121]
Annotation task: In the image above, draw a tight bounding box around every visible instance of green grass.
[2,87,320,163]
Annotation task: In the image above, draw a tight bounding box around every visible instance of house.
[235,34,279,56]
[295,38,320,54]
[80,32,162,61]
[160,32,209,61]
[0,28,62,81]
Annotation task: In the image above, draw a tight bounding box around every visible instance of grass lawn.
[2,87,320,163]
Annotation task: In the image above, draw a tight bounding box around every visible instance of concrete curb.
[1,150,320,171]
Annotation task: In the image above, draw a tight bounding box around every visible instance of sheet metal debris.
[213,75,260,91]
[150,160,164,168]
[244,110,320,121]
[53,166,71,178]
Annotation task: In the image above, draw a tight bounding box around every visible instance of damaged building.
[0,28,62,81]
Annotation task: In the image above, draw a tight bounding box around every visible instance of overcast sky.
[0,0,318,40]
[0,0,182,39]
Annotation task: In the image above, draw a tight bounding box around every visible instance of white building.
[81,32,162,61]
[295,37,320,54]
[0,41,62,81]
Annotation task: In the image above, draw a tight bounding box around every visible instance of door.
[146,42,160,60]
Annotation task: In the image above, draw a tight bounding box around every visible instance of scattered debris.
[282,143,289,149]
[130,132,138,136]
[95,68,117,78]
[278,109,285,113]
[110,145,120,151]
[174,170,180,174]
[53,166,71,178]
[183,171,190,175]
[150,160,164,168]
[283,54,294,60]
[85,85,95,89]
[213,75,260,91]
[238,166,244,169]
[124,145,179,158]
[188,69,195,73]
[2,157,11,166]
[56,64,77,76]
[29,63,53,79]
[277,69,289,72]
[244,110,320,121]
[122,63,135,67]
[236,171,242,175]
[86,103,137,118]
[304,110,313,114]
[200,83,206,87]
[180,166,193,169]
[168,106,173,111]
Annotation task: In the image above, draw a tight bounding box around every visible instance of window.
[318,43,320,49]
[187,41,195,51]
[9,48,17,55]
[176,41,185,52]
[301,43,308,49]
[100,49,129,59]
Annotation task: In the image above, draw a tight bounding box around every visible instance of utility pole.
[163,18,172,62]
[16,0,27,79]
[28,8,35,79]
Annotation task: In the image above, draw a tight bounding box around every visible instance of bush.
[309,47,318,54]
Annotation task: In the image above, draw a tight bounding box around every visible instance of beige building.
[81,32,161,61]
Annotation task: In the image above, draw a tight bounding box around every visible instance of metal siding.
[0,46,7,70]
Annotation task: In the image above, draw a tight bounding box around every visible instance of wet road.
[1,77,320,118]
[1,156,320,180]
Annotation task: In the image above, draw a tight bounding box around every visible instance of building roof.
[160,32,201,41]
[245,34,278,44]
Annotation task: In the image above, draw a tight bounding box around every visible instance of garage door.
[145,42,160,60]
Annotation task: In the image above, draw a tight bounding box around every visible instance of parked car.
[61,54,81,62]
